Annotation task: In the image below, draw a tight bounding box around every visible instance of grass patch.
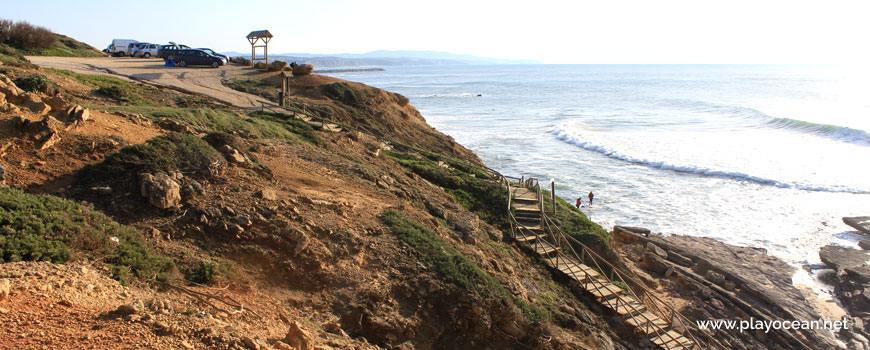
[381,209,545,322]
[541,190,609,246]
[46,67,156,105]
[386,150,506,228]
[0,43,32,67]
[0,187,174,285]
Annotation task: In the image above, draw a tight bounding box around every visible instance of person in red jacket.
[575,197,582,208]
[588,191,594,204]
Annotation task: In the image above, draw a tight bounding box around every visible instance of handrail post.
[550,179,556,217]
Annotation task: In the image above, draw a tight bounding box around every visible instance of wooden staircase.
[504,180,710,350]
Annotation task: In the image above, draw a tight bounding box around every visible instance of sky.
[3,0,870,64]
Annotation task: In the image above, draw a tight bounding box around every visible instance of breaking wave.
[551,127,870,194]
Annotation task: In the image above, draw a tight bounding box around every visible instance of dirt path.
[26,56,276,109]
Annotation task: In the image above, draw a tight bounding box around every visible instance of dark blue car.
[173,49,227,68]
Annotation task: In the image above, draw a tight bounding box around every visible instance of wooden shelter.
[246,30,272,67]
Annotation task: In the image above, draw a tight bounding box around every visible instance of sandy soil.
[26,57,275,109]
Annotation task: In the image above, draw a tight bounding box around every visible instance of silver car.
[132,43,160,58]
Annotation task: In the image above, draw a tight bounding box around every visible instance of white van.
[132,43,160,58]
[106,39,138,57]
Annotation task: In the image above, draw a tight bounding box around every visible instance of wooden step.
[532,240,558,255]
[544,258,601,282]
[517,222,542,231]
[587,282,624,300]
[626,311,669,336]
[515,230,545,242]
[514,202,541,212]
[601,295,647,316]
[651,330,696,350]
[510,187,537,201]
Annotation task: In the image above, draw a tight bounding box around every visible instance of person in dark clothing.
[575,197,582,208]
[588,191,594,204]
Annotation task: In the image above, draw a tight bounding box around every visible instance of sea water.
[325,64,870,282]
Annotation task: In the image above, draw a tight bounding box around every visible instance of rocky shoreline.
[815,216,870,349]
[612,226,845,349]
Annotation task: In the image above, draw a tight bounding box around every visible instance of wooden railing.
[488,169,728,350]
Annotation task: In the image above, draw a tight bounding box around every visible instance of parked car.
[157,42,191,61]
[173,49,227,68]
[132,43,160,58]
[105,39,138,57]
[196,48,228,61]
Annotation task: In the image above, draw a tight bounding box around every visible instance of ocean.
[324,64,870,288]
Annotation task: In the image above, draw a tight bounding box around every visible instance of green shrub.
[0,19,55,50]
[187,260,235,284]
[79,133,222,181]
[13,74,50,92]
[322,82,361,106]
[0,187,174,285]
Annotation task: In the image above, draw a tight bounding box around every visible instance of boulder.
[845,217,870,235]
[139,173,182,209]
[220,145,249,165]
[283,321,312,350]
[256,188,277,201]
[860,240,870,250]
[60,104,89,123]
[24,100,49,114]
[157,118,189,133]
[0,91,5,105]
[0,165,6,186]
[45,96,67,112]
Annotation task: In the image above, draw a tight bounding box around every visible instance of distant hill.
[219,50,538,67]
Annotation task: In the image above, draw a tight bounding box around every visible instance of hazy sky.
[4,0,869,63]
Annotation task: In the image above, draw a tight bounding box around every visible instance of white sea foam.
[550,126,870,194]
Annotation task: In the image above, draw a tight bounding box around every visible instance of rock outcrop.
[845,217,870,235]
[614,229,840,349]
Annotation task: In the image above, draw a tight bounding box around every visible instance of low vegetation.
[381,210,544,322]
[186,260,236,284]
[13,74,51,93]
[0,187,174,285]
[47,68,158,105]
[322,82,363,106]
[541,190,609,245]
[0,18,55,50]
[0,19,101,57]
[387,150,507,228]
[0,43,32,67]
[79,133,222,181]
[223,78,276,102]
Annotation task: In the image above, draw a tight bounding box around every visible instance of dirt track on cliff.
[26,56,274,109]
